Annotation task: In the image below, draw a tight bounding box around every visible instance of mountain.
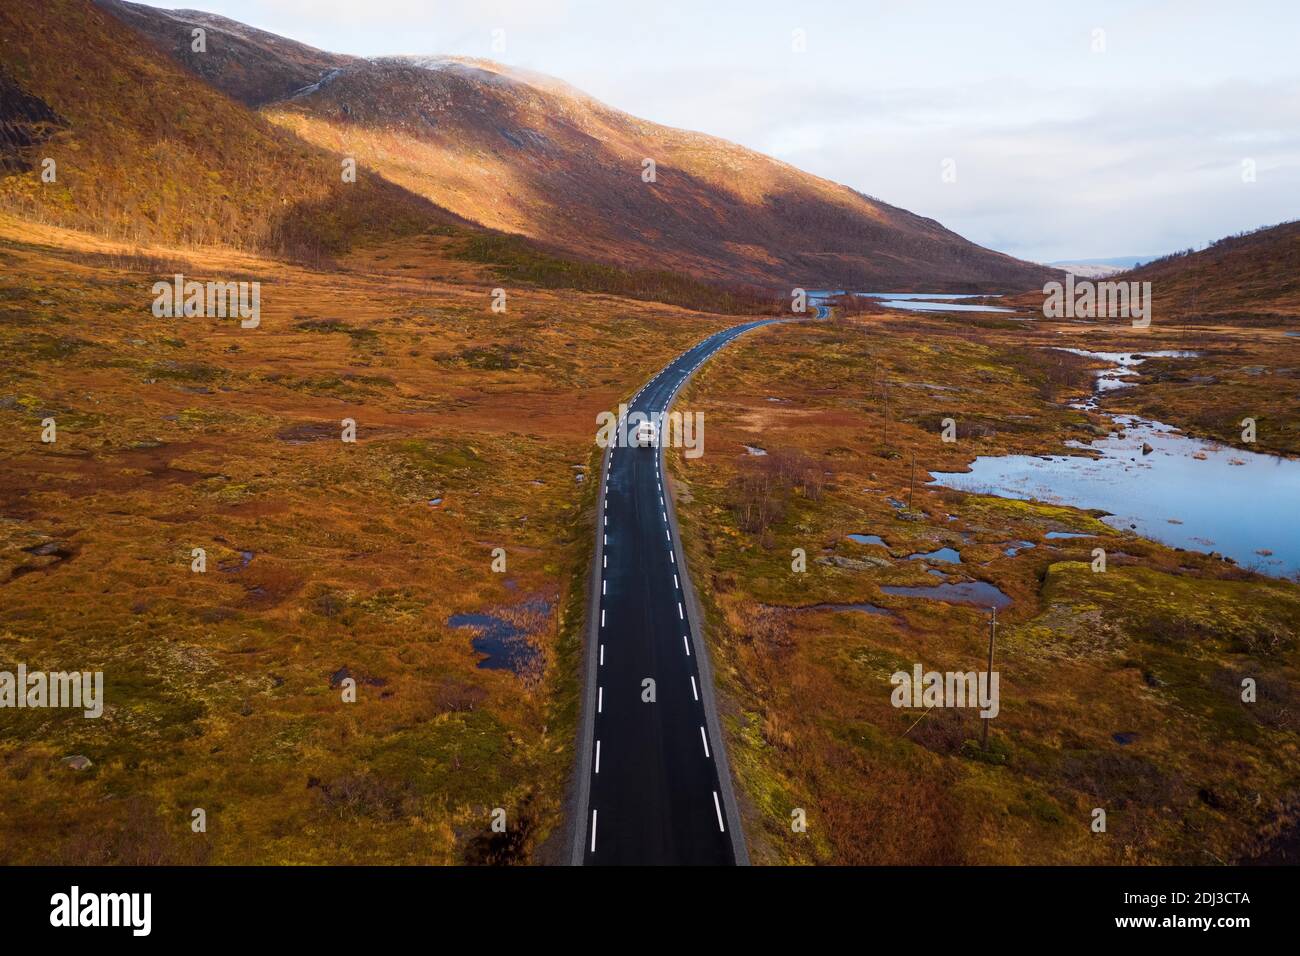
[1049,255,1153,270]
[1048,263,1128,279]
[94,4,1056,293]
[1126,220,1300,319]
[268,56,1057,291]
[95,0,357,107]
[1048,255,1152,278]
[0,0,453,258]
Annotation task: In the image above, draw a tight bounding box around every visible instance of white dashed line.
[674,574,679,588]
[591,810,598,852]
[601,609,605,628]
[595,739,601,773]
[602,580,606,595]
[712,792,725,832]
[700,726,710,758]
[598,686,603,713]
[599,644,604,665]
[678,602,684,619]
[690,675,698,700]
[682,634,691,656]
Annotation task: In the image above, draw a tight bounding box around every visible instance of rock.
[815,554,891,571]
[1141,442,1154,455]
[1198,787,1227,809]
[61,755,92,771]
[24,540,63,556]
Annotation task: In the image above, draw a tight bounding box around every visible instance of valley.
[0,0,1296,877]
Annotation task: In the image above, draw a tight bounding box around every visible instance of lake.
[930,350,1300,576]
[808,290,1016,314]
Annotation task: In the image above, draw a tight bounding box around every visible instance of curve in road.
[572,318,787,865]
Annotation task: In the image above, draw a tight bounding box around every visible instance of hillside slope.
[1127,220,1300,319]
[268,56,1056,292]
[92,2,1056,292]
[0,0,449,257]
[95,0,357,107]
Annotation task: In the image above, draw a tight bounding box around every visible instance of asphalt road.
[574,318,785,865]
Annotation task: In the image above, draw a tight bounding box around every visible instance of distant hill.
[1048,255,1153,278]
[1049,255,1153,270]
[1126,220,1300,319]
[1048,262,1128,279]
[90,2,1058,293]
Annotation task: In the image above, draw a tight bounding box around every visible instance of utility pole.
[981,607,997,751]
[908,449,916,511]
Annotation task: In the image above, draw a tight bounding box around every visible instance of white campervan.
[634,420,658,447]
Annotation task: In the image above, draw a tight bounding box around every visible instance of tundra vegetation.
[0,215,737,863]
[2,0,1296,868]
[669,311,1300,864]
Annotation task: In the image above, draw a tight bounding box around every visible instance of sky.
[140,0,1298,263]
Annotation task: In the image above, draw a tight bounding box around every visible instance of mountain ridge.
[95,3,1058,292]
